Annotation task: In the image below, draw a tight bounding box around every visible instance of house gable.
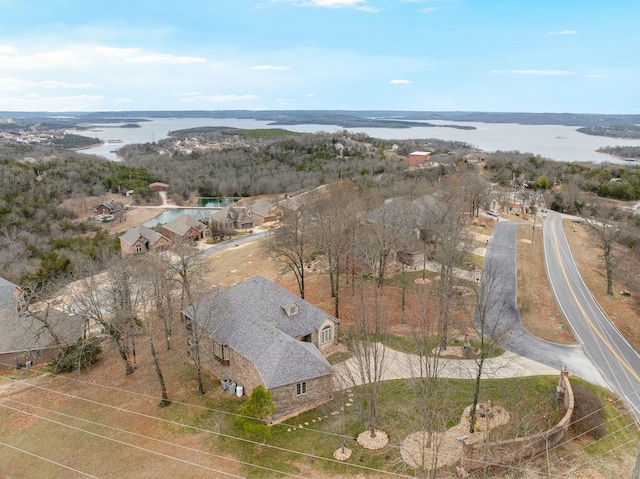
[182,275,338,394]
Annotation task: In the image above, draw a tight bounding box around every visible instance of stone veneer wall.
[198,338,262,394]
[461,370,574,473]
[197,335,334,422]
[270,374,334,422]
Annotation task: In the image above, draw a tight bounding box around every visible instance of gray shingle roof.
[183,275,336,388]
[250,199,274,217]
[162,214,206,236]
[0,276,83,355]
[120,225,167,247]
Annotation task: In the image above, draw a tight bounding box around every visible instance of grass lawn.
[169,376,636,478]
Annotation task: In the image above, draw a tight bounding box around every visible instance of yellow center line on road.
[550,218,640,383]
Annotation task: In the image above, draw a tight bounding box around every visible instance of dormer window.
[283,302,299,317]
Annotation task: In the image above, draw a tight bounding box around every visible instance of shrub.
[48,337,102,374]
[570,384,606,439]
[235,385,275,442]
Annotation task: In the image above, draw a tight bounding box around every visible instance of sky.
[0,0,638,114]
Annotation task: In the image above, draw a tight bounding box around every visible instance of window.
[135,243,143,253]
[213,341,229,361]
[283,302,299,317]
[320,325,333,344]
[296,382,307,396]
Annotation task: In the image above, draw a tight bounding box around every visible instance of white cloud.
[124,54,206,64]
[490,70,575,76]
[0,49,81,69]
[390,79,412,84]
[39,80,101,89]
[273,0,376,10]
[251,64,291,71]
[173,91,204,97]
[0,45,17,54]
[0,78,100,91]
[95,46,141,58]
[548,30,577,35]
[94,46,206,64]
[306,93,317,97]
[0,94,105,111]
[180,94,261,102]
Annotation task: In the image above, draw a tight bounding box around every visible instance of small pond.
[144,208,216,228]
[196,197,238,208]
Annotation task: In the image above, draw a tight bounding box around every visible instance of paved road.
[543,211,640,417]
[197,230,270,258]
[481,221,604,386]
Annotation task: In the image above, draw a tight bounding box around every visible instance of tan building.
[119,225,172,256]
[160,214,208,243]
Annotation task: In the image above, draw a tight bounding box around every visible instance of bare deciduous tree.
[584,202,629,295]
[69,256,143,375]
[156,243,209,394]
[311,183,359,318]
[469,261,516,434]
[342,281,388,439]
[263,207,313,299]
[417,183,474,350]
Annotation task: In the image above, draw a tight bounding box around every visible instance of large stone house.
[248,199,277,226]
[160,214,209,243]
[119,225,172,257]
[209,205,254,232]
[182,275,339,422]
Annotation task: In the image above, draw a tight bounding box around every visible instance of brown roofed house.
[95,199,115,215]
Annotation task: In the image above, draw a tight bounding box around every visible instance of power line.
[0,402,248,479]
[0,397,308,479]
[0,440,102,478]
[2,365,638,477]
[0,376,415,478]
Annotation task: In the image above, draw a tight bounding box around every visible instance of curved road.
[482,221,601,385]
[543,211,640,417]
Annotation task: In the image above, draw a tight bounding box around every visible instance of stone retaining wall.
[460,369,574,473]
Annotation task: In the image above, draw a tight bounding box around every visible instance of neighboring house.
[0,276,82,365]
[279,193,315,214]
[408,151,431,168]
[485,198,500,212]
[160,214,209,243]
[248,199,277,226]
[183,275,339,422]
[95,199,115,215]
[119,225,172,256]
[364,194,445,269]
[210,205,254,231]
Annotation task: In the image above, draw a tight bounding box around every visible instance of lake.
[75,117,640,164]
